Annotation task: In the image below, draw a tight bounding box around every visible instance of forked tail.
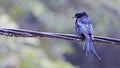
[82,38,102,60]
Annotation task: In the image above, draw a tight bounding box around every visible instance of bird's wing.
[77,18,93,35]
[75,22,82,36]
[89,24,94,34]
[77,21,90,34]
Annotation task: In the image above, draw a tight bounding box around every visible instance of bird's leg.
[81,34,85,42]
[89,34,94,41]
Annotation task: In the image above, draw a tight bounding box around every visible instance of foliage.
[0,0,120,68]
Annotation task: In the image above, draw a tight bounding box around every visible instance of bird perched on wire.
[73,12,102,60]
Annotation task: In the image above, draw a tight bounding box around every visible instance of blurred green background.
[0,0,120,68]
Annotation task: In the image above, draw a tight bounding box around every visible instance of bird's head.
[73,12,88,18]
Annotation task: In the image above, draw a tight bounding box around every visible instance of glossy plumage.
[74,12,101,60]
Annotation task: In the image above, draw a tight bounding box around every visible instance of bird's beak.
[72,17,75,18]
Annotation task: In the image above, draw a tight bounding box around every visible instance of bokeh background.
[0,0,120,68]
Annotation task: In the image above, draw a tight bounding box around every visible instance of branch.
[0,28,119,46]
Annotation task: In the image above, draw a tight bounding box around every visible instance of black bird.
[73,12,101,60]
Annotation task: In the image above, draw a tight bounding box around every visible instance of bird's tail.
[82,37,102,60]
